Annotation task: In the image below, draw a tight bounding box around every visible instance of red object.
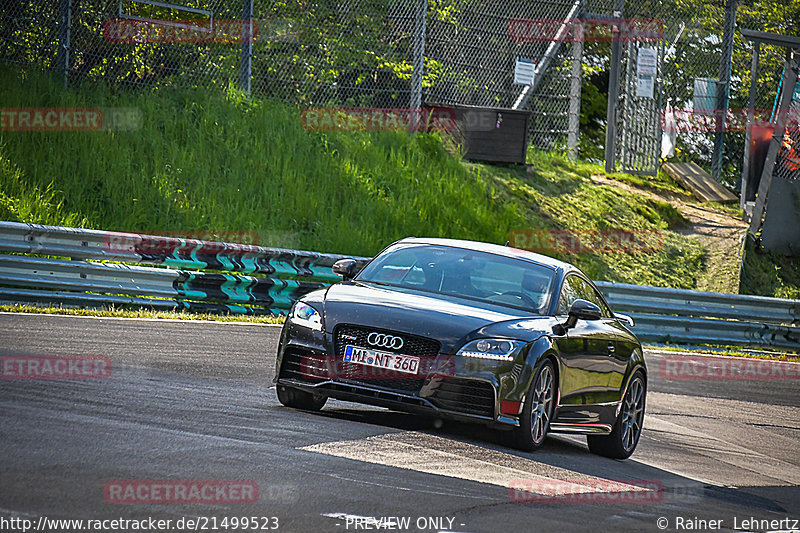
[501,400,522,415]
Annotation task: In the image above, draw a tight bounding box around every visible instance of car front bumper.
[274,320,623,434]
[274,320,523,429]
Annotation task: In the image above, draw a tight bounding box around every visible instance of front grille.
[428,378,495,418]
[335,325,440,356]
[334,324,442,394]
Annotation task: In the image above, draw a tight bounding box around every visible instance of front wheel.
[276,385,327,411]
[587,371,646,459]
[509,359,556,452]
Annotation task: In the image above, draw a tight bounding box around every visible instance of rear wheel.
[509,359,556,451]
[587,371,646,459]
[276,385,327,411]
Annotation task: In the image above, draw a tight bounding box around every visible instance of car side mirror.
[553,299,602,335]
[567,299,602,324]
[332,258,358,280]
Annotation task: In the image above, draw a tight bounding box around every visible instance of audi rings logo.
[367,332,404,350]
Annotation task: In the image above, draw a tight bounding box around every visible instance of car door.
[583,279,639,402]
[552,274,620,407]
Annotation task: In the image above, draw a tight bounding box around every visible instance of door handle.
[607,342,615,354]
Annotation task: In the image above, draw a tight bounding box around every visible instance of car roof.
[393,237,575,273]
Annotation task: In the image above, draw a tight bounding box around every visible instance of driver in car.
[521,270,551,311]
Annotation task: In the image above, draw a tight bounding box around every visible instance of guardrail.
[1,221,798,350]
[595,281,800,350]
[0,221,367,315]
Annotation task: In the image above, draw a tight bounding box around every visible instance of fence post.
[604,0,625,173]
[239,0,254,94]
[567,1,585,161]
[739,40,760,211]
[409,0,426,131]
[711,0,737,182]
[56,0,71,87]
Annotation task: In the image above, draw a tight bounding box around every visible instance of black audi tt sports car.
[274,238,646,459]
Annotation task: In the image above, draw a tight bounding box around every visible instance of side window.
[578,279,613,318]
[557,275,612,318]
[593,288,613,318]
[580,278,613,318]
[556,275,582,315]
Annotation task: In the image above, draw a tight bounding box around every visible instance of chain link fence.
[424,0,582,149]
[774,86,800,182]
[0,0,582,150]
[250,0,415,106]
[0,0,791,172]
[0,0,61,68]
[620,0,787,184]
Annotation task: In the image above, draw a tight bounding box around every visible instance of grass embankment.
[0,63,755,292]
[740,236,800,299]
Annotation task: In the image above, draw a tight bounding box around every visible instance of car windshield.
[356,243,556,314]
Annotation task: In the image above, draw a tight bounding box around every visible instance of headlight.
[456,338,523,360]
[290,301,323,331]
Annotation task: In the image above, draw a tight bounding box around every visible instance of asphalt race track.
[1,313,798,533]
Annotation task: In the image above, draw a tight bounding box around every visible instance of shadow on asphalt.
[281,402,793,515]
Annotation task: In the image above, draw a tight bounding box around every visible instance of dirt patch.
[590,174,747,293]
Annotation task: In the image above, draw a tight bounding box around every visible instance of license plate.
[343,345,420,375]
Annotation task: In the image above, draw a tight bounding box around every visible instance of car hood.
[319,282,556,353]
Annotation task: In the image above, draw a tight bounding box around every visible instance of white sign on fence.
[637,76,654,98]
[693,77,718,112]
[636,47,657,99]
[636,47,658,76]
[513,58,536,86]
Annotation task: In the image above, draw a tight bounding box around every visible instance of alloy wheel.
[530,364,554,444]
[620,377,645,452]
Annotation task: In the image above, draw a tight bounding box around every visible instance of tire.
[509,359,556,452]
[587,371,646,459]
[276,385,327,411]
